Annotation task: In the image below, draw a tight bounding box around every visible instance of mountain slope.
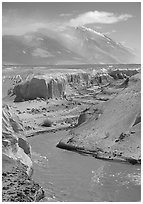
[2,33,84,65]
[2,26,136,65]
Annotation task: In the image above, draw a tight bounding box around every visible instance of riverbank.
[57,73,141,164]
[2,161,44,202]
[28,130,141,202]
[2,105,45,202]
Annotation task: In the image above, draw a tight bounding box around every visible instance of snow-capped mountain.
[2,26,136,65]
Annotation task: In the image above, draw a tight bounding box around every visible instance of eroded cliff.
[2,105,45,201]
[10,68,140,102]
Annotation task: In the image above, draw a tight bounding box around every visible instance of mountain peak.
[76,26,105,38]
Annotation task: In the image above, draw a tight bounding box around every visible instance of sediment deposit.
[57,73,141,164]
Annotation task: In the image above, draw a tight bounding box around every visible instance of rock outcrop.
[108,69,138,80]
[47,78,66,99]
[2,104,45,201]
[2,162,45,202]
[13,78,48,102]
[13,76,66,102]
[2,104,32,174]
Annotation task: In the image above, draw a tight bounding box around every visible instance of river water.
[28,130,141,202]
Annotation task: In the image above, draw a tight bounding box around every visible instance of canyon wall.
[2,104,45,201]
[2,104,32,175]
[11,68,139,102]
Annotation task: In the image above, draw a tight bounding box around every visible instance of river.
[28,130,141,202]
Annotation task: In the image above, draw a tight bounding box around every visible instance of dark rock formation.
[77,112,87,126]
[41,119,53,127]
[108,69,138,80]
[13,76,66,102]
[18,138,31,155]
[13,78,48,101]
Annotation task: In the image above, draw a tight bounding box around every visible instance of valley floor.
[3,71,141,164]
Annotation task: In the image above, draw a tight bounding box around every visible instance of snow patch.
[81,26,105,37]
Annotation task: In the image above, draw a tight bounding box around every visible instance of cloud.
[59,13,73,17]
[69,10,132,27]
[2,17,66,35]
[2,9,46,35]
[2,8,67,35]
[2,9,132,36]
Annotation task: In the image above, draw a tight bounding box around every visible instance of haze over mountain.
[3,2,140,65]
[3,26,137,65]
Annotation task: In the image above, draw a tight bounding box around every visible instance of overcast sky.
[3,2,141,62]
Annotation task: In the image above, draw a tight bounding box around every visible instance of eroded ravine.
[2,65,141,202]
